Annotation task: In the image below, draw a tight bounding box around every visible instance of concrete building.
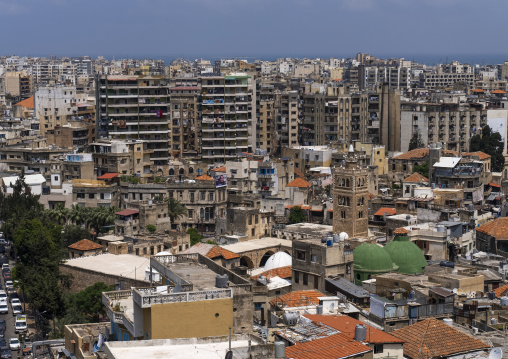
[168,86,200,158]
[200,73,255,163]
[96,75,171,167]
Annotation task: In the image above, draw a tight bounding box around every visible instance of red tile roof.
[270,290,322,308]
[287,178,312,188]
[206,246,240,260]
[115,209,139,216]
[392,148,429,160]
[489,182,501,188]
[374,207,396,217]
[294,168,306,179]
[97,173,120,180]
[403,172,429,183]
[211,166,226,173]
[494,283,508,298]
[285,333,372,359]
[390,318,489,359]
[394,227,409,235]
[462,151,491,160]
[492,89,506,94]
[368,192,377,200]
[304,315,404,344]
[195,174,213,181]
[473,88,485,93]
[476,217,508,240]
[68,239,103,251]
[252,266,292,280]
[14,96,34,109]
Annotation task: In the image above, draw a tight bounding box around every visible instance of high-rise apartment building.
[200,73,255,164]
[168,86,201,158]
[96,75,171,167]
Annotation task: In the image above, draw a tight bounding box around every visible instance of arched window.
[179,168,185,175]
[169,168,175,175]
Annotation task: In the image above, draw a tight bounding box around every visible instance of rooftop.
[286,178,312,188]
[285,333,371,359]
[14,96,34,109]
[373,207,396,217]
[270,290,323,308]
[62,253,151,282]
[68,239,103,251]
[222,237,292,254]
[403,172,429,183]
[477,217,508,240]
[166,261,228,291]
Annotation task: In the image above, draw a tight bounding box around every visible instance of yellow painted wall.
[146,298,234,339]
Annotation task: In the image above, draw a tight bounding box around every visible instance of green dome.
[384,234,427,274]
[354,243,398,273]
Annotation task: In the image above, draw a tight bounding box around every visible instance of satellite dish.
[452,288,458,294]
[489,348,503,359]
[456,288,464,295]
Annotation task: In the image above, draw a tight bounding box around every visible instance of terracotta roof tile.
[115,209,139,216]
[97,173,120,180]
[492,89,506,94]
[14,96,34,109]
[287,178,312,188]
[285,333,372,359]
[392,148,429,160]
[403,172,429,183]
[494,283,508,298]
[206,246,240,260]
[211,166,226,173]
[462,151,491,160]
[304,315,404,344]
[270,290,322,308]
[294,168,306,179]
[252,266,292,280]
[476,217,508,240]
[195,174,213,181]
[390,318,489,359]
[374,207,396,217]
[368,192,377,200]
[68,239,103,251]
[394,227,409,235]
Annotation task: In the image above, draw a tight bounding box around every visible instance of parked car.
[0,329,4,338]
[0,320,6,331]
[0,292,7,303]
[22,341,31,356]
[0,347,11,358]
[1,265,8,271]
[8,339,19,352]
[0,340,6,349]
[0,304,8,315]
[4,282,12,291]
[10,298,20,307]
[11,305,22,316]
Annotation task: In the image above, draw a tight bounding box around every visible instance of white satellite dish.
[456,288,464,295]
[489,348,502,359]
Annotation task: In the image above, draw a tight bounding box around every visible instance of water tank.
[468,204,474,211]
[274,341,285,358]
[436,225,446,232]
[282,312,299,326]
[333,234,340,243]
[406,215,411,220]
[326,239,333,247]
[316,305,323,315]
[501,297,508,306]
[321,237,328,243]
[443,318,453,326]
[439,261,455,268]
[491,318,498,325]
[488,291,496,300]
[215,274,229,288]
[431,183,436,189]
[354,324,367,341]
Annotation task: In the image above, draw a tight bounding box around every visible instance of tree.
[408,129,425,151]
[61,225,91,248]
[187,228,204,246]
[413,161,429,178]
[146,224,156,233]
[289,206,307,224]
[69,204,88,227]
[66,282,114,323]
[48,204,70,226]
[166,198,187,228]
[470,125,505,172]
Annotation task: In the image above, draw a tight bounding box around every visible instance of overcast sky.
[1,0,506,61]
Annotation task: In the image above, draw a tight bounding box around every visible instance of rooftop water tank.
[215,274,229,288]
[443,318,453,326]
[354,324,367,341]
[326,239,333,247]
[282,312,299,326]
[274,341,285,358]
[501,297,508,306]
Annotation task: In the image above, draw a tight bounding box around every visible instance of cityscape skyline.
[1,0,507,58]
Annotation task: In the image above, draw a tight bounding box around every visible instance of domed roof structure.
[264,252,292,271]
[384,229,427,274]
[354,243,398,274]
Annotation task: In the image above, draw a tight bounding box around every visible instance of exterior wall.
[370,343,404,359]
[35,86,80,136]
[145,297,233,339]
[64,323,111,359]
[427,273,484,292]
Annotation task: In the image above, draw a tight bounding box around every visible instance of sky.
[1,0,507,62]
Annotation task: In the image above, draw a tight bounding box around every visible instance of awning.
[489,182,501,188]
[98,173,120,180]
[115,209,139,216]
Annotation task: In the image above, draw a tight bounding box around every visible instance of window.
[88,193,94,199]
[294,271,299,283]
[374,344,384,354]
[209,192,214,201]
[201,191,206,201]
[311,254,317,263]
[296,250,306,261]
[77,193,85,199]
[188,210,193,219]
[303,273,308,286]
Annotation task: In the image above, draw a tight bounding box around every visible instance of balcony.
[132,287,232,309]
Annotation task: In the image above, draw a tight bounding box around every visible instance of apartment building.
[72,179,118,208]
[256,85,277,154]
[4,71,31,100]
[200,73,255,163]
[96,75,171,167]
[168,85,200,158]
[279,90,300,149]
[400,102,488,152]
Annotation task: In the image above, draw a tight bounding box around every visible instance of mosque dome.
[384,228,428,274]
[353,243,398,284]
[264,252,292,271]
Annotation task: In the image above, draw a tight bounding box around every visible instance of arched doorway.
[259,250,275,268]
[240,256,254,269]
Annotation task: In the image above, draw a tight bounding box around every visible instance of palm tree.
[49,204,70,225]
[69,204,88,227]
[166,198,187,230]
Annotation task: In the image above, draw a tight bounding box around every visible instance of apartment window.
[209,192,214,201]
[201,191,206,201]
[296,250,306,261]
[303,273,308,286]
[188,210,193,219]
[374,345,384,354]
[76,193,85,199]
[88,193,94,199]
[294,271,299,283]
[311,254,317,263]
[190,192,195,202]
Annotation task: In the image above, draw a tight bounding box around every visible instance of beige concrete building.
[168,85,200,158]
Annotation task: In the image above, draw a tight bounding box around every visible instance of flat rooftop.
[104,337,260,359]
[167,262,226,291]
[97,235,124,243]
[62,253,151,282]
[222,237,292,254]
[280,223,333,237]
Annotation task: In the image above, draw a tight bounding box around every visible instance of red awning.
[115,209,139,216]
[489,182,501,188]
[98,173,120,180]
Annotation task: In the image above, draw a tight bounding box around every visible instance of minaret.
[333,144,369,238]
